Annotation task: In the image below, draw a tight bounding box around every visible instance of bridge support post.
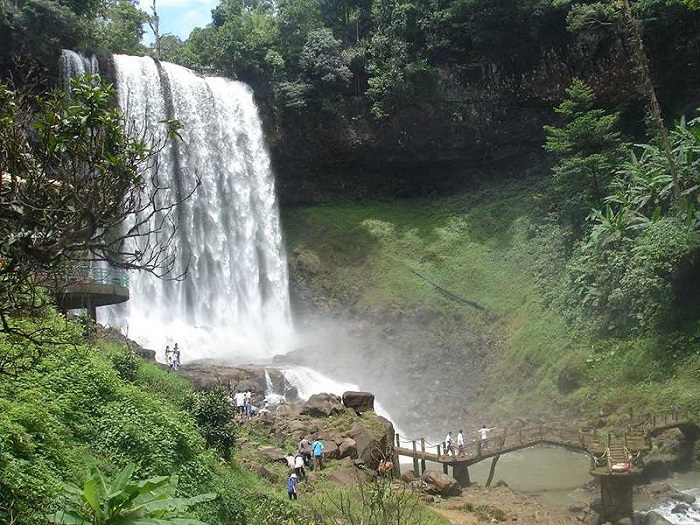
[485,455,499,487]
[452,462,470,487]
[599,475,634,524]
[411,441,419,475]
[420,438,426,475]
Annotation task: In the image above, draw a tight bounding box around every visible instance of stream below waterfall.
[281,365,700,522]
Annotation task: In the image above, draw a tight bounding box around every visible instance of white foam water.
[102,55,292,363]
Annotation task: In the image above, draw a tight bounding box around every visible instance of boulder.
[301,393,345,417]
[348,424,382,469]
[322,440,340,460]
[134,347,156,361]
[338,437,358,459]
[421,470,461,497]
[618,518,634,525]
[235,379,260,393]
[671,503,689,514]
[670,490,696,504]
[346,417,396,470]
[568,503,588,513]
[258,446,286,463]
[342,391,375,414]
[645,511,673,525]
[244,461,278,482]
[401,470,416,482]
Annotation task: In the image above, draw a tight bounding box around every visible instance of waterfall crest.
[59,50,99,85]
[103,55,292,363]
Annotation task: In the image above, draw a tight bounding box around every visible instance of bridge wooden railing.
[394,409,696,471]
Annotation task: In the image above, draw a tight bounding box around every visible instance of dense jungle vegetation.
[2,0,700,522]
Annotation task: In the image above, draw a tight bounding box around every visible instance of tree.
[544,78,626,231]
[95,0,149,54]
[566,113,700,334]
[0,76,198,370]
[300,28,351,90]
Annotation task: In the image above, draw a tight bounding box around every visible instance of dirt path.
[428,485,582,525]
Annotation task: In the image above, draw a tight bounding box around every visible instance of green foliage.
[566,112,700,334]
[51,457,216,525]
[567,216,698,334]
[314,475,443,525]
[544,78,626,230]
[300,28,351,88]
[94,0,149,54]
[185,387,236,460]
[111,348,140,382]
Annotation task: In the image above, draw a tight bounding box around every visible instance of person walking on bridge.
[457,429,465,457]
[444,431,454,457]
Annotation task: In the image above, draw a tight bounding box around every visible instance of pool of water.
[401,445,700,514]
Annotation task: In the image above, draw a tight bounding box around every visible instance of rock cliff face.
[267,35,637,204]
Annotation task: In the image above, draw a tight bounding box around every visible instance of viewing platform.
[53,264,129,319]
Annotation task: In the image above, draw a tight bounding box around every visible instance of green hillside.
[283,174,700,420]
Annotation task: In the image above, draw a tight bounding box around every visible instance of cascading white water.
[59,50,99,86]
[280,366,403,433]
[101,55,292,363]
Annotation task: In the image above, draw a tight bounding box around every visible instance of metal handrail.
[68,264,129,287]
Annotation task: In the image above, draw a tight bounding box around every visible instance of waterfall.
[280,366,402,432]
[102,55,292,363]
[59,50,99,86]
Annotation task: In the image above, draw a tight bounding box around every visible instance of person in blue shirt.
[286,473,298,500]
[312,439,324,470]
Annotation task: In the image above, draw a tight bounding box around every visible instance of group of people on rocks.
[444,425,495,457]
[164,343,181,371]
[228,389,260,419]
[285,436,325,500]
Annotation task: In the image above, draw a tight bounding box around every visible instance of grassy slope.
[0,316,449,525]
[282,175,700,420]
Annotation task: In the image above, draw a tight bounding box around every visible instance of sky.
[138,0,217,42]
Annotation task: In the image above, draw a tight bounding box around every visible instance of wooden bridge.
[393,410,697,524]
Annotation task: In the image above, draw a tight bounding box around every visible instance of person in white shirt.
[244,391,252,418]
[234,391,246,416]
[294,453,307,480]
[444,431,453,457]
[478,425,493,443]
[457,429,465,456]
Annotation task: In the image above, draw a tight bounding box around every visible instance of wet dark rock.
[644,511,673,525]
[669,490,696,504]
[421,470,462,497]
[342,391,375,414]
[567,502,588,513]
[338,437,357,459]
[301,393,345,417]
[671,503,688,514]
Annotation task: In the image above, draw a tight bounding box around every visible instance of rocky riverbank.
[168,362,698,525]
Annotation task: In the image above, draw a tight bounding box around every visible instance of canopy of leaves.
[565,113,700,335]
[544,78,626,230]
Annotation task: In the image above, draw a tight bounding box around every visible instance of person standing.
[172,343,180,371]
[286,473,298,500]
[312,438,324,470]
[234,390,246,417]
[478,425,493,441]
[457,429,465,457]
[299,436,313,468]
[244,390,252,419]
[294,453,306,480]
